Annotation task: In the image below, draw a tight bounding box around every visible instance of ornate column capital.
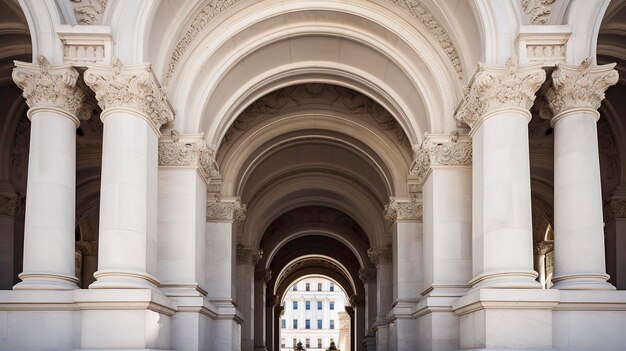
[367,245,392,266]
[76,241,99,256]
[236,244,262,265]
[0,191,25,218]
[206,195,247,224]
[545,58,619,122]
[349,294,365,307]
[84,57,174,130]
[604,199,626,221]
[410,131,472,185]
[358,267,377,284]
[159,131,219,183]
[254,268,272,283]
[455,58,546,131]
[533,240,553,255]
[12,55,89,124]
[384,198,422,223]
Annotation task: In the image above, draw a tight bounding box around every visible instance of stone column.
[359,268,377,350]
[368,245,392,351]
[349,295,365,351]
[455,58,546,289]
[605,199,626,289]
[0,185,24,289]
[12,56,88,290]
[533,241,552,288]
[84,58,174,289]
[252,266,271,351]
[545,58,619,290]
[236,246,262,351]
[158,133,217,296]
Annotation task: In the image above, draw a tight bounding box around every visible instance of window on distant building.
[281,338,286,348]
[317,301,322,310]
[281,319,286,329]
[330,282,335,291]
[317,319,322,329]
[306,283,310,291]
[330,302,334,310]
[318,338,323,348]
[293,284,297,291]
[330,320,335,329]
[305,319,311,329]
[293,301,298,310]
[293,339,297,347]
[293,319,298,329]
[305,338,310,348]
[305,301,310,310]
[317,283,322,291]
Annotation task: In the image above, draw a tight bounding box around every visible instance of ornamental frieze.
[456,58,545,130]
[159,131,219,182]
[84,57,174,129]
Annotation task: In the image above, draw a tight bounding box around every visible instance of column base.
[469,270,541,289]
[14,272,79,290]
[552,273,615,290]
[89,269,159,290]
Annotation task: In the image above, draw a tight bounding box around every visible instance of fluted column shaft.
[546,59,619,290]
[456,59,546,289]
[84,59,174,289]
[12,56,87,290]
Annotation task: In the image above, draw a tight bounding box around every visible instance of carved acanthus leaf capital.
[0,191,25,218]
[533,240,553,255]
[76,241,99,256]
[384,198,422,223]
[604,199,626,221]
[410,132,472,184]
[358,267,377,284]
[236,244,262,265]
[367,245,392,266]
[349,294,365,307]
[159,132,219,182]
[545,58,619,119]
[206,197,246,224]
[456,58,546,130]
[255,268,272,283]
[13,56,88,122]
[84,57,174,129]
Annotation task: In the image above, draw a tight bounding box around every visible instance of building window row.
[281,319,335,330]
[289,300,335,310]
[290,282,336,292]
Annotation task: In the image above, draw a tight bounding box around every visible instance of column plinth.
[12,56,89,290]
[545,58,619,290]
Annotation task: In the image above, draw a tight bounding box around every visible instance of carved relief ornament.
[236,244,262,265]
[12,55,89,123]
[367,245,393,266]
[255,268,272,283]
[545,58,619,123]
[206,197,247,224]
[159,132,219,183]
[70,0,108,25]
[358,267,377,284]
[521,0,557,25]
[455,58,546,131]
[533,240,553,255]
[384,198,423,223]
[410,132,472,185]
[0,192,24,218]
[604,199,626,221]
[84,58,174,130]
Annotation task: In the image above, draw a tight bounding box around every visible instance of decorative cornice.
[384,198,422,223]
[236,244,262,265]
[368,245,392,266]
[12,55,88,123]
[0,192,25,218]
[159,131,219,182]
[70,0,107,25]
[164,1,463,85]
[521,0,556,25]
[206,196,246,224]
[84,57,174,130]
[545,58,619,121]
[455,58,546,130]
[410,132,472,184]
[255,268,272,283]
[358,267,377,284]
[533,240,553,255]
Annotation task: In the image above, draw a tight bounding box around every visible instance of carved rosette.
[384,198,422,223]
[367,245,392,266]
[410,132,472,185]
[84,58,174,129]
[545,58,619,121]
[236,244,262,265]
[255,268,272,283]
[358,267,377,284]
[206,198,247,224]
[12,55,88,123]
[456,58,546,130]
[159,133,219,182]
[533,240,553,255]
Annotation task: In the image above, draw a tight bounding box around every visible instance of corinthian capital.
[367,245,392,266]
[533,241,553,255]
[236,244,262,265]
[358,267,376,284]
[545,58,619,121]
[456,58,546,130]
[384,198,422,223]
[206,196,246,224]
[159,131,219,183]
[12,55,88,123]
[84,57,174,129]
[410,132,472,185]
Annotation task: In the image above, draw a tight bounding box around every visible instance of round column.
[12,56,86,290]
[84,58,174,289]
[546,59,619,290]
[456,59,546,289]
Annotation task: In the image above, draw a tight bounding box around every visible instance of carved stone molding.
[70,0,108,25]
[0,192,25,218]
[76,241,98,256]
[521,0,556,25]
[517,27,570,67]
[455,58,546,131]
[206,196,247,224]
[58,26,112,66]
[545,58,619,120]
[533,240,553,255]
[410,132,472,185]
[358,267,377,284]
[159,132,219,182]
[236,244,262,265]
[367,245,392,266]
[13,55,88,122]
[384,198,422,223]
[604,199,626,221]
[255,268,272,283]
[84,57,174,129]
[349,294,365,307]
